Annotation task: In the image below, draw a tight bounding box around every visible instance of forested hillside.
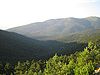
[0,42,100,75]
[0,30,87,62]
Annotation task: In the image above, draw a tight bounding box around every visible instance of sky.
[0,0,100,30]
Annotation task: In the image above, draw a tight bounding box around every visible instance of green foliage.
[0,41,100,75]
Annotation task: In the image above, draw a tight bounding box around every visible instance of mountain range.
[0,30,87,62]
[0,16,100,62]
[7,16,100,41]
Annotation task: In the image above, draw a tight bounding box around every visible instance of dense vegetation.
[0,30,87,62]
[0,41,100,75]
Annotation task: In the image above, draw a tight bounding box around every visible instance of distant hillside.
[0,30,47,62]
[58,29,100,43]
[7,16,100,40]
[0,30,87,62]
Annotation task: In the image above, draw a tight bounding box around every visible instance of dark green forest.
[0,30,88,62]
[0,41,100,75]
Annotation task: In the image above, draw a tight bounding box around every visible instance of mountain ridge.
[0,30,88,62]
[7,16,100,41]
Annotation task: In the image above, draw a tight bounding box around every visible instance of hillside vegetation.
[58,29,100,43]
[0,42,100,75]
[0,30,87,62]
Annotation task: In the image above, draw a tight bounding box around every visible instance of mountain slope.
[0,30,87,62]
[7,16,100,40]
[58,29,100,43]
[0,30,48,62]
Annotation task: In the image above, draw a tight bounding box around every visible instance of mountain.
[7,16,100,40]
[58,29,100,43]
[0,30,47,62]
[0,30,87,62]
[2,16,100,62]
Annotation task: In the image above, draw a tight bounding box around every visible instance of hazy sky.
[0,0,100,30]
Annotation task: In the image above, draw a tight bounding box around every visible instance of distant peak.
[86,16,100,19]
